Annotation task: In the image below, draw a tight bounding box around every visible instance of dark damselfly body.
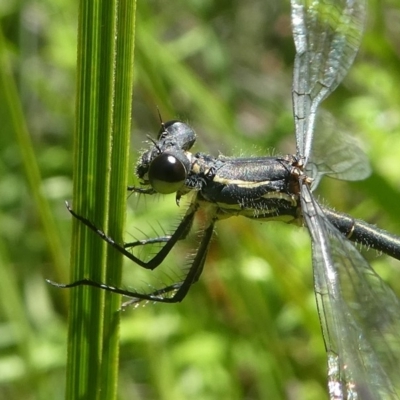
[49,1,400,398]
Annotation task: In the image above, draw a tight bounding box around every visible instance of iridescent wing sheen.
[306,111,371,189]
[291,0,366,162]
[291,1,400,398]
[301,184,400,399]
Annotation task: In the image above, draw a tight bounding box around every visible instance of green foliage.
[1,1,400,399]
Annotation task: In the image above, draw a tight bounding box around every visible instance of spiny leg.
[124,210,194,249]
[127,186,155,195]
[124,220,214,305]
[47,220,215,304]
[124,236,171,249]
[65,201,196,270]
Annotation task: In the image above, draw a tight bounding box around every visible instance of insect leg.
[47,220,215,304]
[65,200,197,270]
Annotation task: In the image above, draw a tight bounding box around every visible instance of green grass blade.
[99,1,137,399]
[66,0,118,398]
[0,25,69,309]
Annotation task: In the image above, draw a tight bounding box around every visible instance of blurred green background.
[1,0,400,399]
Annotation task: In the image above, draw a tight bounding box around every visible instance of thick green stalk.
[100,1,136,399]
[66,1,136,399]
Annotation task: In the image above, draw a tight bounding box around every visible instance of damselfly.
[50,1,400,398]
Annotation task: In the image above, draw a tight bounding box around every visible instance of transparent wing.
[291,0,366,161]
[301,183,400,399]
[305,110,371,189]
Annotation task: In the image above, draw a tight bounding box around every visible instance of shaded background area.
[1,0,400,399]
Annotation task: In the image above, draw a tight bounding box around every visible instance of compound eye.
[148,153,187,194]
